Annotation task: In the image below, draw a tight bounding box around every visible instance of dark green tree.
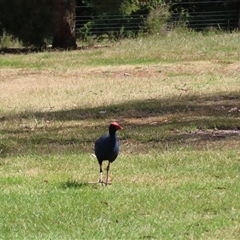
[0,0,77,48]
[0,0,53,47]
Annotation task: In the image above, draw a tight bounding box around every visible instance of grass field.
[0,31,240,239]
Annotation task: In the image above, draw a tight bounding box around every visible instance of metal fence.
[75,1,239,39]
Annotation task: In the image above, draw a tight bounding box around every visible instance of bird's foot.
[104,181,112,186]
[98,179,105,186]
[98,180,111,186]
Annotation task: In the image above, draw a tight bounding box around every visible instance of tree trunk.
[49,0,77,49]
[239,1,240,29]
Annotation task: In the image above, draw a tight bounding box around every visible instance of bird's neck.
[109,130,117,139]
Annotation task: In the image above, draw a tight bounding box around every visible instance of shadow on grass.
[1,91,240,156]
[61,180,100,189]
[1,91,240,122]
[0,45,109,55]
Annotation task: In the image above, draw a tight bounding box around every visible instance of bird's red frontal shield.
[111,121,123,130]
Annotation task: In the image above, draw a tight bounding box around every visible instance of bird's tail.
[91,153,96,159]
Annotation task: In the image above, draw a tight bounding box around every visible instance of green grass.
[1,31,240,69]
[1,30,240,239]
[0,152,239,239]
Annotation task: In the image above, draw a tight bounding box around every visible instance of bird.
[94,122,123,185]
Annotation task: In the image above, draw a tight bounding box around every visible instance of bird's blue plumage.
[95,131,119,164]
[94,122,122,184]
[95,122,122,165]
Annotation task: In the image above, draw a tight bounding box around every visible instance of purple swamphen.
[94,122,123,185]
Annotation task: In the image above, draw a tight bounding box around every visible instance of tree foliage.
[169,0,239,30]
[83,0,164,15]
[0,0,239,48]
[0,0,53,47]
[78,0,239,40]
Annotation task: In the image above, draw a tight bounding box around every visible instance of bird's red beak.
[111,121,123,130]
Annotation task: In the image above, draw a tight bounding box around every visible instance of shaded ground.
[1,55,240,156]
[0,45,109,55]
[1,91,240,157]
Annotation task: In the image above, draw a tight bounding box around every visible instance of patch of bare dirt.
[84,60,240,78]
[184,128,240,140]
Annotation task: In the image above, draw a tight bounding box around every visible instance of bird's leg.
[99,164,103,184]
[105,161,111,185]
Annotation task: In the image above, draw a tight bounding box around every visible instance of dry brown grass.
[1,58,240,157]
[1,60,240,115]
[1,32,240,157]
